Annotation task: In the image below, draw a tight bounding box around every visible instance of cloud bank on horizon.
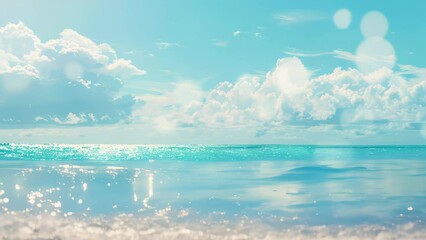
[0,4,425,143]
[138,57,425,137]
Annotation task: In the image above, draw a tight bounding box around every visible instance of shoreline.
[0,214,425,240]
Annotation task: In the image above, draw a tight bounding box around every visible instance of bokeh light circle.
[355,37,396,74]
[334,9,352,29]
[360,11,388,38]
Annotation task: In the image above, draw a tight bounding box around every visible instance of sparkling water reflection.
[0,144,425,238]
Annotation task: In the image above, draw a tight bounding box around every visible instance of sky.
[0,0,425,144]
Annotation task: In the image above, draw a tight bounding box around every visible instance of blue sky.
[0,0,425,144]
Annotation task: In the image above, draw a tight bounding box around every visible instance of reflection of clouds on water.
[246,183,307,210]
[240,147,426,223]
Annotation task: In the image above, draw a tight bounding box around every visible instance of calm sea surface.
[0,144,425,239]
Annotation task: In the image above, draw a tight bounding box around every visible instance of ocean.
[0,144,425,239]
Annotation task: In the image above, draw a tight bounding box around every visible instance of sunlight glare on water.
[0,144,425,239]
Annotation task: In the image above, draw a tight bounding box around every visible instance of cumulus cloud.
[0,22,145,126]
[138,57,425,136]
[134,81,204,132]
[196,58,424,125]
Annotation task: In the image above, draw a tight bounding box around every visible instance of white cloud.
[156,42,180,50]
[52,113,87,125]
[106,59,146,77]
[284,49,360,61]
[284,49,359,61]
[284,50,334,58]
[137,57,425,138]
[1,23,423,142]
[286,48,397,74]
[274,11,326,25]
[0,22,41,58]
[134,81,204,132]
[232,29,264,38]
[212,41,228,47]
[233,31,241,36]
[0,22,145,126]
[399,64,426,79]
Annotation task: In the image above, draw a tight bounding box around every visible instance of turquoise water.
[0,144,425,239]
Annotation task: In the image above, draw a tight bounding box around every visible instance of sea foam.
[0,214,425,240]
